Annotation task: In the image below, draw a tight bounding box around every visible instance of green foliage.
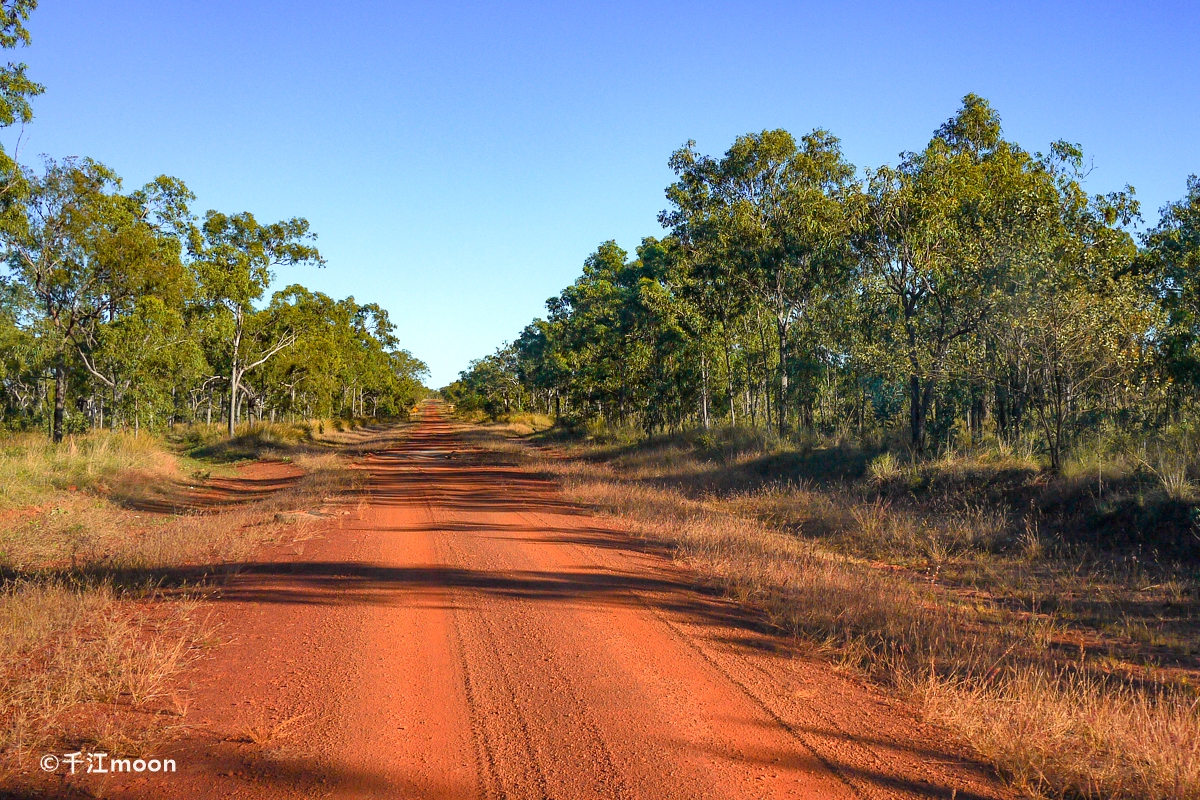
[0,3,427,440]
[0,0,41,175]
[0,157,426,438]
[458,95,1199,488]
[1143,175,1200,390]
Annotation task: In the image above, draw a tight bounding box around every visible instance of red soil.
[34,406,1011,799]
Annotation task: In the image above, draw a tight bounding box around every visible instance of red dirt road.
[60,406,1009,799]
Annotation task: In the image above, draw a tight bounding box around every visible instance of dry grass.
[0,422,392,779]
[0,431,179,509]
[921,668,1200,800]
[0,581,207,761]
[483,426,1200,800]
[234,711,314,745]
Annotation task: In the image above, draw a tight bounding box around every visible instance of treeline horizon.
[450,94,1200,471]
[0,3,428,442]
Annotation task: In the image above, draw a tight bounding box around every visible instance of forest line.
[445,95,1200,799]
[450,94,1199,473]
[0,3,427,443]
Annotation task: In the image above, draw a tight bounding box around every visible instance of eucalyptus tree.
[0,158,190,440]
[982,146,1149,468]
[260,287,426,421]
[1143,175,1200,399]
[462,93,1197,468]
[0,274,39,421]
[1013,148,1150,469]
[86,295,206,430]
[859,96,1049,450]
[189,211,323,435]
[664,129,858,434]
[0,0,42,180]
[513,318,569,418]
[630,236,706,431]
[545,241,638,421]
[72,176,195,427]
[662,144,747,424]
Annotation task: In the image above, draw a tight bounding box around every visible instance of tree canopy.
[451,95,1195,473]
[0,8,426,437]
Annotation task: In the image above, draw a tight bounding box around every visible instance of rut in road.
[128,405,1009,800]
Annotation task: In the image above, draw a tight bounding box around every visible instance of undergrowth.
[480,420,1200,800]
[0,432,179,509]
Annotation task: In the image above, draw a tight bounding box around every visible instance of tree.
[1143,176,1200,396]
[0,0,42,180]
[662,144,746,425]
[462,93,1195,475]
[859,95,1051,450]
[664,129,858,434]
[189,211,324,435]
[1,158,189,440]
[85,295,206,430]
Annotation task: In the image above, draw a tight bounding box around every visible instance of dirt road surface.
[52,405,1009,799]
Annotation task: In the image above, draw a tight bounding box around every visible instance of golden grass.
[487,429,1200,800]
[0,581,206,761]
[0,431,178,509]
[921,668,1200,800]
[0,423,388,779]
[234,711,314,746]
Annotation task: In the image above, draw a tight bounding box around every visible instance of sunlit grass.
[0,431,178,509]
[0,423,382,778]
[478,422,1200,800]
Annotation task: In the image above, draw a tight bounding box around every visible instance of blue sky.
[9,1,1198,386]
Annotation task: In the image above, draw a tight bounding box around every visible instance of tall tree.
[189,211,323,435]
[664,129,858,434]
[0,0,42,181]
[1143,175,1200,396]
[860,95,1047,450]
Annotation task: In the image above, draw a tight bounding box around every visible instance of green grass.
[0,432,182,509]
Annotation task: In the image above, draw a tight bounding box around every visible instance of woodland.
[450,96,1200,479]
[0,3,428,442]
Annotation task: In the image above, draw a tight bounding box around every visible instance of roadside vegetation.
[0,419,403,779]
[0,11,428,445]
[450,95,1200,799]
[465,418,1200,800]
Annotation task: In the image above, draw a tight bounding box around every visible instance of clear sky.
[8,1,1198,386]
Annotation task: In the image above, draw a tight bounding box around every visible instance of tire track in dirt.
[431,472,628,800]
[513,502,883,797]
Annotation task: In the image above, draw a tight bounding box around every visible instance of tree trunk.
[52,360,66,443]
[777,322,788,437]
[721,316,736,425]
[757,312,772,431]
[227,305,244,437]
[228,374,239,437]
[909,374,930,452]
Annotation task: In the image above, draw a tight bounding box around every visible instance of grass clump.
[0,581,206,761]
[0,432,178,509]
[922,667,1200,800]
